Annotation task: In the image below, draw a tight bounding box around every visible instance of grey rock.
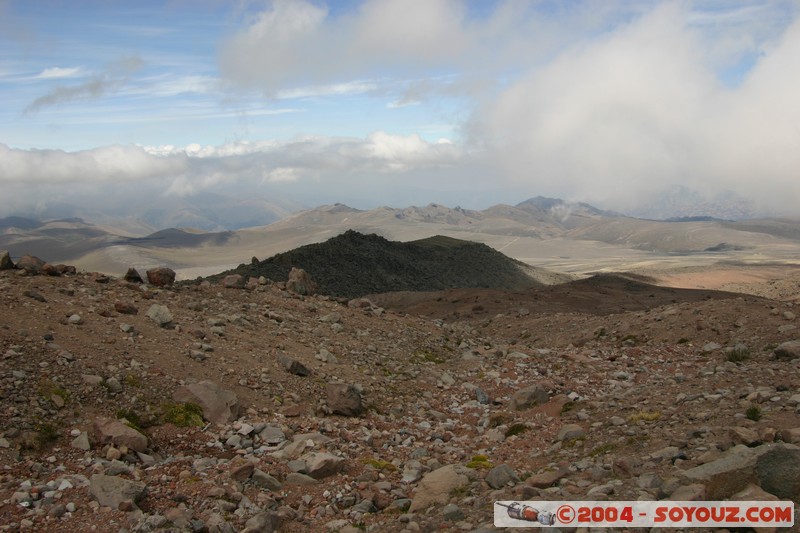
[352,499,376,513]
[286,267,317,296]
[510,385,549,410]
[94,417,148,452]
[221,274,245,289]
[173,380,240,425]
[485,464,520,489]
[443,503,465,521]
[557,424,585,442]
[105,377,123,394]
[409,465,470,512]
[258,425,286,446]
[284,472,318,486]
[252,469,282,491]
[242,512,280,533]
[23,290,46,302]
[71,432,90,451]
[16,254,45,274]
[703,342,722,353]
[89,474,146,510]
[0,250,14,270]
[326,383,364,416]
[304,452,345,479]
[774,341,800,359]
[475,387,490,404]
[146,304,173,328]
[681,443,800,500]
[278,354,310,376]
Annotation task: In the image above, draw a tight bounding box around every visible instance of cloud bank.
[215,0,800,215]
[4,1,800,219]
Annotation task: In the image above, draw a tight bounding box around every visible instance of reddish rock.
[114,301,139,315]
[146,267,176,287]
[16,255,45,274]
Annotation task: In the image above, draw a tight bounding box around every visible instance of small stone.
[146,304,173,328]
[557,424,585,442]
[510,385,549,410]
[68,314,83,325]
[278,354,310,376]
[485,464,519,489]
[442,503,464,521]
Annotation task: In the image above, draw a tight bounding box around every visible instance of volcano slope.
[0,265,799,532]
[205,230,549,299]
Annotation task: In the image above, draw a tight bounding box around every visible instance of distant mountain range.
[1,196,798,280]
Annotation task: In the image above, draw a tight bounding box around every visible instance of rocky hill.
[1,255,800,532]
[207,230,545,299]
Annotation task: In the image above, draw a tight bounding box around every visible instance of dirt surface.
[1,266,799,532]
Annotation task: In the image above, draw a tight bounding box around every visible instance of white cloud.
[0,132,464,214]
[472,3,800,214]
[35,66,85,79]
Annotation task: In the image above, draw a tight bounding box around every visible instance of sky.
[1,0,800,220]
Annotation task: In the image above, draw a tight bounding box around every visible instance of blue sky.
[1,0,800,218]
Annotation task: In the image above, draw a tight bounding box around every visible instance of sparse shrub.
[38,378,70,404]
[677,337,690,344]
[35,423,60,448]
[560,401,575,414]
[124,374,142,388]
[116,409,144,432]
[363,458,397,471]
[589,443,616,457]
[628,410,661,423]
[411,349,445,364]
[505,423,530,438]
[162,402,204,427]
[466,454,493,469]
[726,346,751,363]
[746,405,762,422]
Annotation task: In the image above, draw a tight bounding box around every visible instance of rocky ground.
[1,257,799,532]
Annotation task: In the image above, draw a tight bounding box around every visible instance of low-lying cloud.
[0,132,464,217]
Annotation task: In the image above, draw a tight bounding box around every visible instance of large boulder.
[146,267,176,287]
[680,443,800,500]
[93,418,148,452]
[286,267,317,296]
[0,250,15,270]
[89,474,146,510]
[173,380,240,425]
[409,465,471,512]
[326,383,364,416]
[16,254,45,274]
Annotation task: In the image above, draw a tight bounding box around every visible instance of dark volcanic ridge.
[205,230,542,299]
